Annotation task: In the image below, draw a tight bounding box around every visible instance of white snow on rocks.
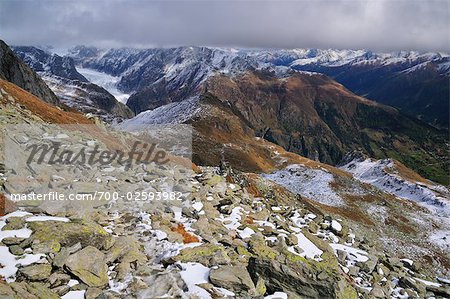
[117,96,201,128]
[330,243,369,265]
[340,157,450,214]
[216,206,246,230]
[261,164,345,206]
[25,216,70,222]
[331,220,342,233]
[0,246,46,282]
[287,232,323,261]
[178,262,212,299]
[264,291,288,299]
[341,156,450,250]
[0,211,33,242]
[61,290,86,299]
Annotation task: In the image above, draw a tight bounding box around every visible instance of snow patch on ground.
[61,290,86,299]
[287,232,323,260]
[261,164,345,206]
[178,262,212,299]
[0,246,46,282]
[117,96,200,129]
[26,216,70,222]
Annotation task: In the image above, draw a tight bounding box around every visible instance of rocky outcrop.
[0,40,60,106]
[12,45,134,121]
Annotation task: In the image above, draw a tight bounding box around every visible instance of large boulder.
[9,282,59,299]
[18,264,52,281]
[209,265,256,295]
[246,237,357,299]
[65,246,109,287]
[28,219,111,253]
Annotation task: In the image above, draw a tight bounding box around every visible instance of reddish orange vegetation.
[244,215,254,224]
[0,193,4,217]
[0,193,16,217]
[171,224,200,244]
[0,79,92,124]
[389,160,431,185]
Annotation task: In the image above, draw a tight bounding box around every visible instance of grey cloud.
[0,0,449,51]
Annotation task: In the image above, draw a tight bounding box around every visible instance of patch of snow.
[261,164,345,206]
[265,291,288,299]
[331,220,342,232]
[25,216,70,222]
[0,211,33,242]
[330,243,369,265]
[340,157,450,216]
[67,279,80,287]
[178,262,211,299]
[216,206,246,230]
[414,278,441,287]
[214,287,235,297]
[288,232,323,261]
[192,202,204,212]
[61,290,86,299]
[238,227,255,239]
[117,96,200,128]
[0,246,46,282]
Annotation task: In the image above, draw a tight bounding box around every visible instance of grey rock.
[65,246,109,287]
[2,237,26,246]
[18,264,52,281]
[48,272,71,287]
[357,255,378,274]
[9,245,24,255]
[336,249,348,264]
[209,265,255,294]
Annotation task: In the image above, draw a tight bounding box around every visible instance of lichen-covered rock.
[0,282,15,298]
[209,265,256,294]
[9,281,59,299]
[65,246,109,287]
[247,249,357,299]
[2,216,25,230]
[18,264,52,281]
[105,236,147,264]
[173,244,231,267]
[28,219,111,253]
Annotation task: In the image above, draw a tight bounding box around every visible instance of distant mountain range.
[11,45,450,184]
[66,46,450,129]
[1,39,450,297]
[12,46,133,122]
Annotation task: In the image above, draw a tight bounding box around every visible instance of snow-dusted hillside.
[340,155,450,249]
[340,156,450,215]
[12,46,133,121]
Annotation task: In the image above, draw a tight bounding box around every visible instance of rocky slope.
[120,71,449,186]
[12,45,133,122]
[118,90,450,276]
[0,71,450,299]
[0,41,60,106]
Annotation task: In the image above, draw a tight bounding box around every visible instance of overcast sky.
[1,0,449,52]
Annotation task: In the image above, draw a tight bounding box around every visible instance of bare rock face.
[65,246,109,287]
[0,40,60,106]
